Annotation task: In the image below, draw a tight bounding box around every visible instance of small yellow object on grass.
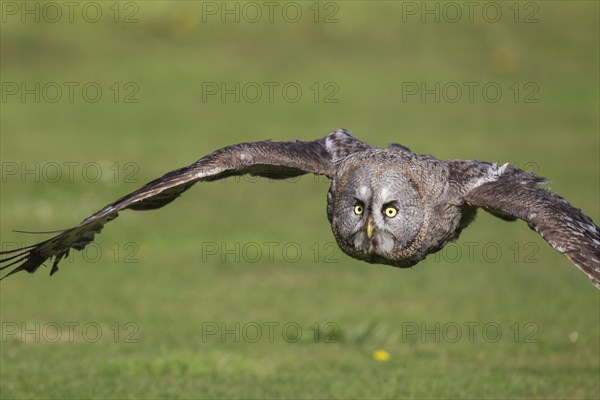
[373,349,390,362]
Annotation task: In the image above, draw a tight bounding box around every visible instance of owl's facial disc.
[333,165,426,264]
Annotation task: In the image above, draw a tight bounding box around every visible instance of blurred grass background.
[1,1,598,398]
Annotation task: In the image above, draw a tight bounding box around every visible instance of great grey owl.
[1,129,599,288]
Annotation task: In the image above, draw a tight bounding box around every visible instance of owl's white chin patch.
[374,232,395,255]
[353,231,395,257]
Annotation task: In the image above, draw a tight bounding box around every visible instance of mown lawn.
[1,1,598,398]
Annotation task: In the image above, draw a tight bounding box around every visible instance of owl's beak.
[366,216,375,239]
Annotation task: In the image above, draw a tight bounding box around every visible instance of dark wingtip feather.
[0,254,30,272]
[49,254,65,276]
[0,243,40,255]
[0,242,50,280]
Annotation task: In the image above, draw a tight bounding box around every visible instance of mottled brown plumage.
[1,129,598,288]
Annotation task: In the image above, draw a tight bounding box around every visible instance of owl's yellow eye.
[384,206,398,218]
[354,204,364,215]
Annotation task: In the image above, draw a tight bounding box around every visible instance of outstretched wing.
[453,162,600,289]
[1,131,366,279]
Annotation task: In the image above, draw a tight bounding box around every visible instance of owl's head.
[329,151,431,267]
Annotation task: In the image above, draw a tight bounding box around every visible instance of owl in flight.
[1,129,599,288]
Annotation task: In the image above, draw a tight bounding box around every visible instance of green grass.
[1,1,599,398]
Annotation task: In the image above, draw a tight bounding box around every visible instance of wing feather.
[0,132,365,279]
[457,163,600,288]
